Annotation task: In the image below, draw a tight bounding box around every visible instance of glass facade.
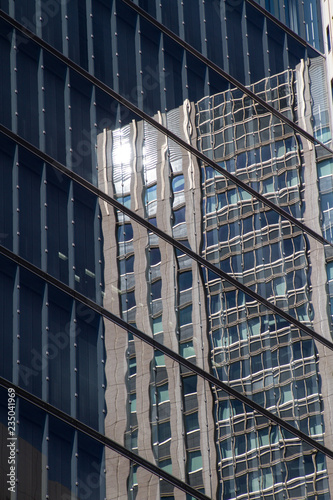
[0,1,333,499]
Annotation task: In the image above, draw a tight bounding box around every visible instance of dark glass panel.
[19,269,44,398]
[16,39,40,146]
[48,416,74,497]
[48,286,72,414]
[73,183,96,299]
[163,36,184,111]
[17,399,45,499]
[267,19,285,75]
[0,135,14,251]
[67,0,88,70]
[116,0,138,107]
[92,0,113,87]
[225,0,245,84]
[0,255,15,381]
[183,0,201,52]
[76,303,101,430]
[246,3,265,83]
[161,0,179,35]
[43,53,67,164]
[140,18,162,116]
[18,150,43,267]
[69,70,94,183]
[40,0,63,52]
[77,433,105,500]
[14,0,37,32]
[46,164,70,284]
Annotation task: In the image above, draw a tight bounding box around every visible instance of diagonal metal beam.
[1,125,333,352]
[0,243,333,461]
[121,0,333,156]
[0,376,211,500]
[0,9,332,251]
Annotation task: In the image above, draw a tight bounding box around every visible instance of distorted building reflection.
[98,60,333,499]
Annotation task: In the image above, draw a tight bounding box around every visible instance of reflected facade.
[0,1,333,499]
[97,62,333,499]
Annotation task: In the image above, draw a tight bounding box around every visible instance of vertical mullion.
[35,0,42,38]
[42,413,49,499]
[90,86,98,186]
[155,0,162,23]
[70,301,77,419]
[112,0,120,123]
[86,0,94,76]
[97,317,105,433]
[241,1,251,86]
[94,190,102,305]
[8,0,14,17]
[61,0,69,59]
[199,0,207,59]
[220,0,230,77]
[12,145,19,257]
[177,0,185,40]
[68,180,75,291]
[37,48,45,153]
[42,282,48,403]
[13,265,19,387]
[12,147,19,403]
[136,15,143,112]
[63,66,72,172]
[72,430,78,500]
[178,0,187,108]
[11,30,18,135]
[159,32,166,113]
[282,30,288,71]
[41,163,47,272]
[262,17,270,77]
[63,63,74,289]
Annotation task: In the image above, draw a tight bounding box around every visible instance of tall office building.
[0,1,333,500]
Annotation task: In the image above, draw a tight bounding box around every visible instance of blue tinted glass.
[230,361,241,380]
[19,269,44,398]
[173,206,186,225]
[121,291,136,310]
[179,304,192,326]
[48,286,72,414]
[178,271,192,291]
[145,184,157,203]
[117,224,134,242]
[19,153,42,266]
[149,247,161,266]
[119,255,134,275]
[151,279,162,300]
[172,175,184,192]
